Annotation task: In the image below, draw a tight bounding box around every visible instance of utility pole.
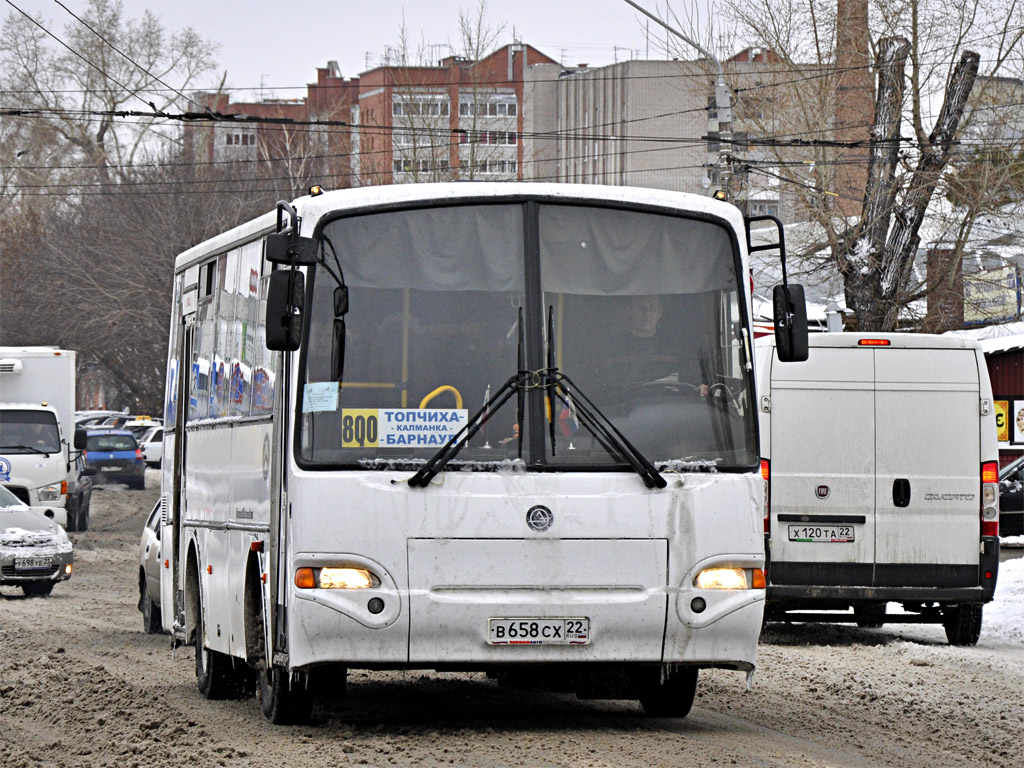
[621,0,734,199]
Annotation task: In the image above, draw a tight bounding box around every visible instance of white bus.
[159,182,807,723]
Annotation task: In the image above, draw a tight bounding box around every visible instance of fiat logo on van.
[815,485,830,499]
[526,505,554,532]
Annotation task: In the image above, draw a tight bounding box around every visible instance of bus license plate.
[487,617,591,646]
[788,525,855,543]
[15,556,51,569]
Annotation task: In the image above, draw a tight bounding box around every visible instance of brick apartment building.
[184,45,558,191]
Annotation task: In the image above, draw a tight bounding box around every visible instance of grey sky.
[10,0,720,99]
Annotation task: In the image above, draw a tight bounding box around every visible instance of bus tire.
[195,589,243,699]
[943,603,982,646]
[638,666,698,717]
[259,664,314,725]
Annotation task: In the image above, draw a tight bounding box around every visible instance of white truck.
[0,347,91,529]
[756,333,1000,645]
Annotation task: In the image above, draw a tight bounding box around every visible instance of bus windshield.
[298,201,757,471]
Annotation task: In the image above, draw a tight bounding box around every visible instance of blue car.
[84,430,145,490]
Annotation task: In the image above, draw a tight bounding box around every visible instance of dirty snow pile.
[985,554,1024,645]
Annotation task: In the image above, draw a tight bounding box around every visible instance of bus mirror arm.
[745,214,809,363]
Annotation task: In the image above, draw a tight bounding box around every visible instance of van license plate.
[15,557,51,569]
[788,525,855,543]
[487,617,591,645]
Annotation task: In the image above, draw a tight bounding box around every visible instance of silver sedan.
[0,484,73,596]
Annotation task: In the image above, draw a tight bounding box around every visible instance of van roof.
[758,332,982,351]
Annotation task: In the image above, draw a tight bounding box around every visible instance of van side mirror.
[265,269,306,351]
[773,284,809,362]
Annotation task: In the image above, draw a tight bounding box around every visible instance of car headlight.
[37,484,63,502]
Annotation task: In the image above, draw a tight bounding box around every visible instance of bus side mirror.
[266,269,306,351]
[773,284,809,362]
[265,232,320,265]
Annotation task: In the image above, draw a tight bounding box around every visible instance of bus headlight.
[694,567,766,590]
[294,566,380,590]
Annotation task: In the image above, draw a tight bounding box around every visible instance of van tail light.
[981,461,999,537]
[761,458,770,534]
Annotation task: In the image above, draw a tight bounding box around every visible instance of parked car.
[124,416,161,441]
[998,455,1024,536]
[0,483,73,596]
[75,410,123,429]
[83,430,145,490]
[138,500,163,633]
[65,452,96,532]
[138,425,163,468]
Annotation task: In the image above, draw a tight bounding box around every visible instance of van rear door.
[767,347,877,586]
[873,346,981,586]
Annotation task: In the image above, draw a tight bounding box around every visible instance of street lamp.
[621,0,734,198]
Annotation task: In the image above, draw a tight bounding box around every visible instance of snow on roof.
[945,320,1024,354]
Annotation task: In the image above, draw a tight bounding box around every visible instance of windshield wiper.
[409,308,526,488]
[0,444,51,455]
[549,372,667,489]
[407,370,526,488]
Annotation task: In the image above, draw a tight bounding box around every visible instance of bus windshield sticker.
[342,408,469,448]
[302,382,340,413]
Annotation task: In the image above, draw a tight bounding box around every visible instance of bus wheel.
[638,666,698,717]
[943,604,983,646]
[259,664,313,725]
[195,590,244,699]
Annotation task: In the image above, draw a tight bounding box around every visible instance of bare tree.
[711,0,1024,330]
[0,0,217,201]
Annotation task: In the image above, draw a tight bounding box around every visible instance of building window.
[393,96,449,117]
[225,132,256,146]
[458,97,517,117]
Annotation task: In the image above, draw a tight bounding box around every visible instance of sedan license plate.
[102,465,121,472]
[487,617,590,646]
[15,556,51,570]
[788,525,855,543]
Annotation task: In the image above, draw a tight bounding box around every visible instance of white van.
[756,333,1000,645]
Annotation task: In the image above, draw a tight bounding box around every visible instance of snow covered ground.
[986,539,1024,645]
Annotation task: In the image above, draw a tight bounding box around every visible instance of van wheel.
[638,667,698,717]
[943,604,983,646]
[854,602,886,629]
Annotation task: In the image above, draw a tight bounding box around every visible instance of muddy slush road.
[2,476,1022,768]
